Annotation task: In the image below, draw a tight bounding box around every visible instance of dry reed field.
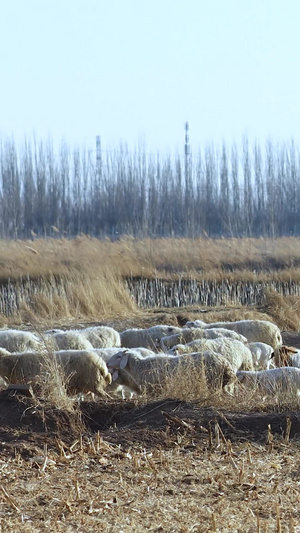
[3,235,300,283]
[1,236,300,531]
[2,234,300,326]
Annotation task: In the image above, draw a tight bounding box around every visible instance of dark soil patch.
[1,394,300,459]
[81,398,300,447]
[0,395,84,457]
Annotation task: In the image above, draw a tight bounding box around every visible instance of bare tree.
[230,143,241,235]
[219,143,230,235]
[242,137,253,235]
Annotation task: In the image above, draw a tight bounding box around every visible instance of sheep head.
[107,349,129,371]
[272,345,298,367]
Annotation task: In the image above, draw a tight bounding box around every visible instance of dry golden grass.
[2,235,300,281]
[0,234,299,327]
[134,360,211,404]
[149,357,238,404]
[35,351,76,412]
[264,290,300,331]
[138,359,300,415]
[161,361,210,402]
[4,268,138,327]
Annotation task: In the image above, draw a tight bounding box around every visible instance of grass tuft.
[35,350,76,412]
[264,289,300,331]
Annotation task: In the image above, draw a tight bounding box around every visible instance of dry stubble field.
[1,236,300,531]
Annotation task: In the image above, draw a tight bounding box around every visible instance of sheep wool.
[199,320,282,349]
[0,329,42,353]
[80,326,121,348]
[236,367,300,396]
[161,327,247,350]
[0,348,112,397]
[120,325,182,350]
[106,348,236,394]
[44,331,94,351]
[247,342,274,370]
[166,338,253,372]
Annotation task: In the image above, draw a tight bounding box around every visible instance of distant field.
[0,235,300,329]
[3,235,300,281]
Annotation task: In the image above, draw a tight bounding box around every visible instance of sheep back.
[162,328,247,350]
[0,330,42,353]
[169,338,253,371]
[236,367,300,395]
[45,331,94,351]
[201,320,282,348]
[54,349,112,395]
[81,326,121,348]
[120,325,182,349]
[107,349,236,394]
[0,349,111,397]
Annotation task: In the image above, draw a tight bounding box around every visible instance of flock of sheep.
[0,319,299,400]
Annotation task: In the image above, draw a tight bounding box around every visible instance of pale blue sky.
[1,0,299,154]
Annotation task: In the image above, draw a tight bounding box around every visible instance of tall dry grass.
[135,357,300,414]
[34,351,76,411]
[1,235,300,326]
[14,268,138,326]
[2,235,300,281]
[264,290,300,331]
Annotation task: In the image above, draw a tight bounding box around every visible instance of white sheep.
[80,326,121,348]
[120,325,182,350]
[196,319,282,348]
[247,342,275,370]
[166,338,253,372]
[107,349,236,394]
[272,345,300,368]
[160,327,247,351]
[93,346,156,360]
[91,347,143,396]
[167,343,188,355]
[185,319,208,328]
[236,367,300,396]
[0,348,112,397]
[44,326,121,349]
[44,330,94,351]
[0,329,42,353]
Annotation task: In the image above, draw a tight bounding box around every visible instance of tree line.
[0,136,299,239]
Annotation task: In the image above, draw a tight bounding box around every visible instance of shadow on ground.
[1,395,300,458]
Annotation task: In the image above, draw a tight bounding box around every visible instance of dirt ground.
[0,391,300,532]
[2,395,300,456]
